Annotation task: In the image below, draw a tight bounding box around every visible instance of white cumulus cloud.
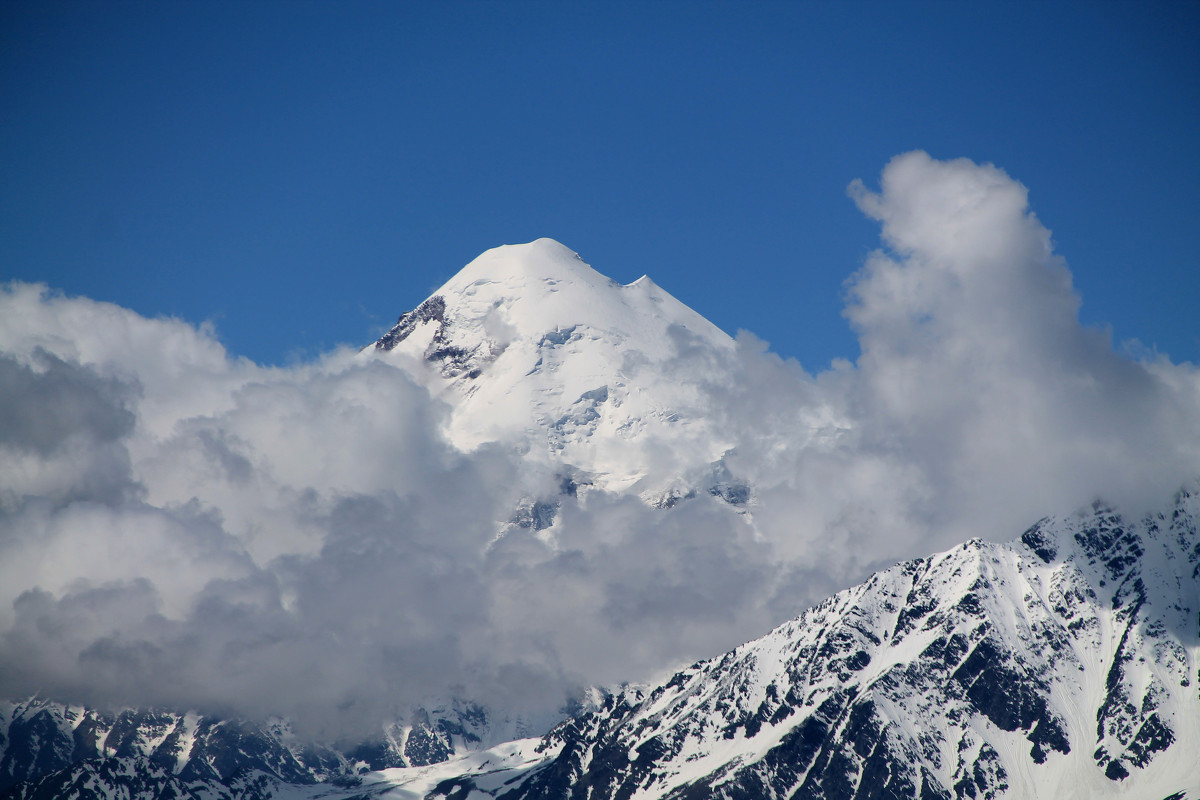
[0,152,1197,739]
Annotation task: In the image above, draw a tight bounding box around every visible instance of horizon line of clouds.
[0,150,1197,739]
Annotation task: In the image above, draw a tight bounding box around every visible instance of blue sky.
[2,1,1197,369]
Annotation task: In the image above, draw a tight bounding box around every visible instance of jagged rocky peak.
[0,695,543,800]
[413,492,1200,800]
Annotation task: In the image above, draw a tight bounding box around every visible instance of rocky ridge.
[405,489,1200,799]
[0,699,520,799]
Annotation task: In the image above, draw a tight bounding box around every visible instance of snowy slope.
[383,489,1200,800]
[367,238,738,500]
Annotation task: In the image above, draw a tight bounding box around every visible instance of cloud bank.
[1,152,1197,738]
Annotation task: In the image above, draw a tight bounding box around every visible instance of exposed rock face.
[0,700,502,799]
[375,295,448,353]
[0,703,335,799]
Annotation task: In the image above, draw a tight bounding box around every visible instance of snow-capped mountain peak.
[392,238,729,353]
[369,239,737,497]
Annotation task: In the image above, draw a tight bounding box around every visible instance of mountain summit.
[369,239,738,498]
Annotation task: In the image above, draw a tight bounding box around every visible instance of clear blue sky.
[3,1,1197,369]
